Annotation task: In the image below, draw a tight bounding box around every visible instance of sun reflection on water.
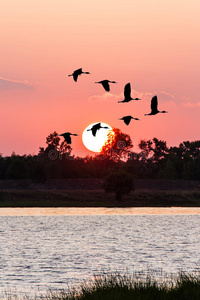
[0,207,200,216]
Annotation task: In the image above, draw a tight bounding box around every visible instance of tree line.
[0,130,200,181]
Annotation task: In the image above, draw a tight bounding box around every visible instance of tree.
[103,171,135,201]
[6,158,29,179]
[182,160,194,180]
[39,131,72,158]
[32,162,47,182]
[179,141,200,160]
[100,128,133,161]
[157,160,179,179]
[0,154,6,179]
[138,138,168,163]
[138,139,153,161]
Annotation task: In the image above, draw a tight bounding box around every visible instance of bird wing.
[62,133,71,144]
[76,68,82,74]
[124,117,131,125]
[124,83,131,98]
[91,127,97,136]
[102,81,110,91]
[73,72,79,82]
[66,135,72,144]
[91,123,101,136]
[151,96,158,112]
[73,68,82,81]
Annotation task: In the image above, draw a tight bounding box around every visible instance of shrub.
[103,171,135,201]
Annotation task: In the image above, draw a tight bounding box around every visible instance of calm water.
[0,208,200,297]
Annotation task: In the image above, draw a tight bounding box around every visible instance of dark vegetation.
[1,189,200,207]
[1,130,200,182]
[14,271,200,299]
[103,171,135,201]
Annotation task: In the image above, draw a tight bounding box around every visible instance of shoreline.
[1,206,200,216]
[2,271,200,299]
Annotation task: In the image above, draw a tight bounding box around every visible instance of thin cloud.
[88,88,176,104]
[132,90,175,102]
[160,91,174,99]
[131,90,155,101]
[0,77,34,90]
[180,96,191,102]
[88,92,119,103]
[89,90,154,103]
[158,91,176,103]
[183,102,200,107]
[179,96,200,107]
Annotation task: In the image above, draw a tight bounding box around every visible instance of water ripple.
[0,214,199,296]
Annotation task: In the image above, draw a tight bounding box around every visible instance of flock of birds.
[60,68,168,145]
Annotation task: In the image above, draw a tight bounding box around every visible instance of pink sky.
[0,0,200,156]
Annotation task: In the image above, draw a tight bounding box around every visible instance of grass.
[5,271,200,300]
[0,189,200,207]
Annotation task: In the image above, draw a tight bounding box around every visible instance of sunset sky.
[1,0,200,156]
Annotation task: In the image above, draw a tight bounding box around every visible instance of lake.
[0,207,200,297]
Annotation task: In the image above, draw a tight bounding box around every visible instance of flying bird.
[59,132,78,144]
[68,68,90,82]
[95,80,117,92]
[87,123,109,137]
[118,83,141,103]
[145,96,168,116]
[119,115,140,125]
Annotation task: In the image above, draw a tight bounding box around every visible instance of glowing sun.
[82,122,112,152]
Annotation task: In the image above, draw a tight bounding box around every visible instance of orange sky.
[0,0,200,156]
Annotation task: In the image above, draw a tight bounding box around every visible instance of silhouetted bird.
[59,132,78,144]
[68,68,90,82]
[87,123,109,137]
[119,115,140,125]
[95,80,117,92]
[145,96,168,116]
[118,83,141,103]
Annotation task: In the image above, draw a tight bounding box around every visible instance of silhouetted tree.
[125,155,149,178]
[6,158,29,179]
[0,154,6,179]
[1,136,200,181]
[100,128,133,161]
[39,131,72,158]
[32,162,47,182]
[157,160,179,179]
[169,141,200,179]
[103,171,135,201]
[182,159,194,180]
[46,131,60,148]
[138,139,153,161]
[139,138,168,163]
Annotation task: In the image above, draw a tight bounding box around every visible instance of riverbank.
[5,271,200,300]
[0,189,200,207]
[0,179,199,190]
[40,271,200,300]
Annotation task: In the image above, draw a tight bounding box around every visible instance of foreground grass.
[0,189,200,207]
[6,272,200,300]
